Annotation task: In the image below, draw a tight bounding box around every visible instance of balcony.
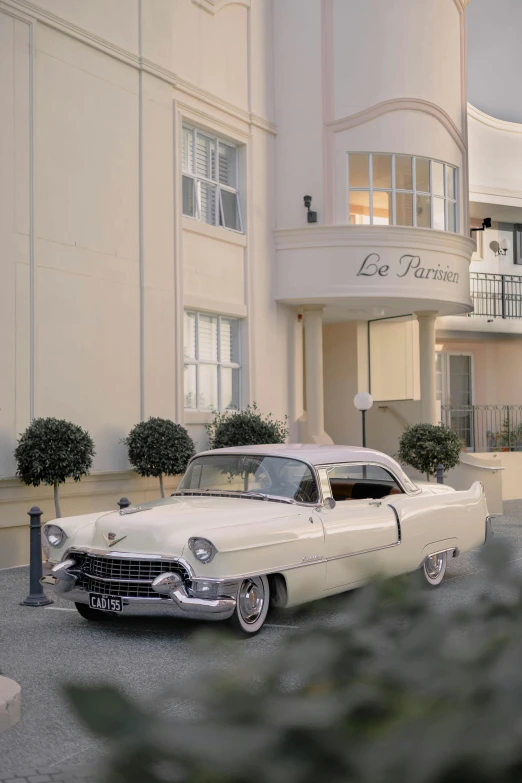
[275,225,474,318]
[470,272,522,319]
[441,405,522,452]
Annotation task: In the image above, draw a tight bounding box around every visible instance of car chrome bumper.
[40,560,236,621]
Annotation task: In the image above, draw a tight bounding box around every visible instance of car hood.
[70,495,300,556]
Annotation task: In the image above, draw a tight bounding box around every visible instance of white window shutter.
[182,127,194,174]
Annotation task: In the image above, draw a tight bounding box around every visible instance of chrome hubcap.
[238,578,264,624]
[425,553,444,579]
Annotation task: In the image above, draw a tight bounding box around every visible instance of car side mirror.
[323,497,336,510]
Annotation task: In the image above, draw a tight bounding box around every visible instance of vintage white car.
[41,444,492,634]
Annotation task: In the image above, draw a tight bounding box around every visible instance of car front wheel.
[229,575,270,635]
[75,602,115,621]
[423,552,447,587]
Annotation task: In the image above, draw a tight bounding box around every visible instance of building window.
[184,311,241,411]
[437,352,473,449]
[513,224,522,264]
[348,153,458,233]
[182,125,242,233]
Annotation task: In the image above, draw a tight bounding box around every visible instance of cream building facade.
[0,0,499,568]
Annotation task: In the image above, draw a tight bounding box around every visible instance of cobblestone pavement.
[1,501,521,782]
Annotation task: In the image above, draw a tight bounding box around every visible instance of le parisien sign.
[357,253,460,284]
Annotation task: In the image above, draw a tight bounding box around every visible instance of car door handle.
[369,501,382,507]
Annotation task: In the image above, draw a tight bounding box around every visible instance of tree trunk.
[54,481,62,518]
[159,473,165,499]
[426,474,430,483]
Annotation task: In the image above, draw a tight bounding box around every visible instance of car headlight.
[43,524,67,548]
[188,537,216,564]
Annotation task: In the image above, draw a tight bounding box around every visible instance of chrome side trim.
[326,541,400,564]
[325,502,402,563]
[389,504,402,542]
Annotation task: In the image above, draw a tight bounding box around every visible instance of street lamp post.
[353,392,374,448]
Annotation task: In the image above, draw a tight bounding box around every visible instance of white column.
[416,311,438,425]
[303,306,332,443]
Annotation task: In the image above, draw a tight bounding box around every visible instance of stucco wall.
[468,107,522,209]
[323,322,361,445]
[0,0,291,566]
[436,337,522,407]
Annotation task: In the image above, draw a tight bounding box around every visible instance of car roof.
[196,443,405,475]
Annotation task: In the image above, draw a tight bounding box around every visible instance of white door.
[318,465,402,590]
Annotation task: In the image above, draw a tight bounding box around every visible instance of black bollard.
[436,464,444,484]
[118,497,131,510]
[21,506,54,607]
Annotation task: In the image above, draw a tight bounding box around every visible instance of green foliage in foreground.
[206,403,288,450]
[398,422,462,481]
[65,540,522,783]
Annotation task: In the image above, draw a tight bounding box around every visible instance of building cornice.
[274,225,475,258]
[469,184,522,202]
[327,97,466,153]
[453,0,471,12]
[191,0,250,15]
[468,103,522,134]
[0,0,276,135]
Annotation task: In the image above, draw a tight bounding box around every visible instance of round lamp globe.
[354,392,374,412]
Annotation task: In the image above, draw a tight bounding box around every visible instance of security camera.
[483,217,492,229]
[304,195,312,209]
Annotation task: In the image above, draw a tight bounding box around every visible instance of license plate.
[88,593,123,612]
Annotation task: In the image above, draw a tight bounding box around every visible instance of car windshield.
[177,454,320,504]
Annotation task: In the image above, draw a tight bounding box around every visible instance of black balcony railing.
[441,404,522,452]
[470,272,522,318]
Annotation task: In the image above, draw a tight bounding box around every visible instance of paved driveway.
[1,500,521,781]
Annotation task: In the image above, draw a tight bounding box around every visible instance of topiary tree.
[206,403,288,450]
[398,422,462,481]
[14,417,95,518]
[123,417,195,498]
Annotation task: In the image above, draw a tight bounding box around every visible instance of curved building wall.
[274,0,470,233]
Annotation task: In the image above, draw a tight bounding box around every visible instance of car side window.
[328,464,403,502]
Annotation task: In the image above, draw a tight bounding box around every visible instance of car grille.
[70,553,190,600]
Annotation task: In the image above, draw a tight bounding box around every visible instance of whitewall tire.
[423,552,447,587]
[229,575,270,635]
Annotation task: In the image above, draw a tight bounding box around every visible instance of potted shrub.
[124,417,195,498]
[14,417,95,518]
[397,422,462,482]
[206,403,288,449]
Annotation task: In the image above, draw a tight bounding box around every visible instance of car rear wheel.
[229,575,270,635]
[423,552,447,587]
[75,602,115,621]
